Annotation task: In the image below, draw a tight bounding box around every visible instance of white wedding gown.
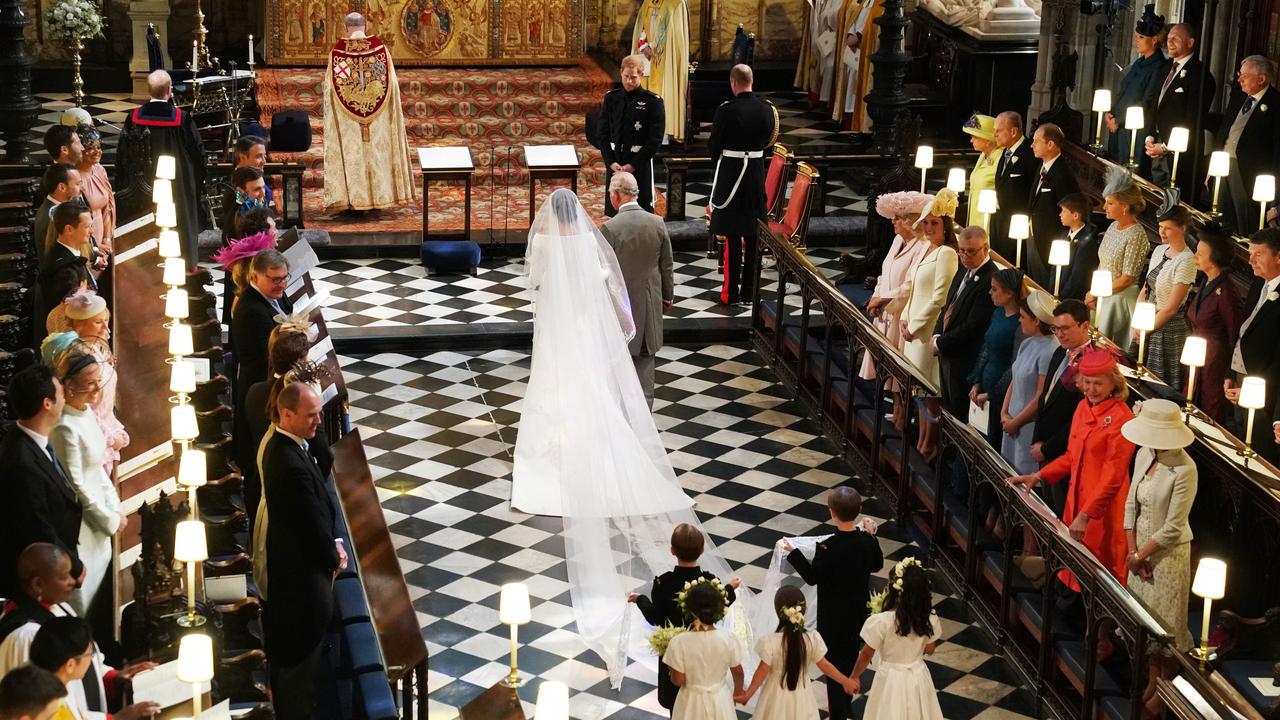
[510,189,753,687]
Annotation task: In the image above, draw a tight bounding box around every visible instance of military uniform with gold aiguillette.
[601,85,665,216]
[708,92,779,304]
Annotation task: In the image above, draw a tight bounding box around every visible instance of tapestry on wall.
[267,0,585,65]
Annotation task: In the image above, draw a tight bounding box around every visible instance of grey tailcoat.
[601,203,675,356]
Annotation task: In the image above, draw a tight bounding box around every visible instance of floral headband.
[892,556,922,590]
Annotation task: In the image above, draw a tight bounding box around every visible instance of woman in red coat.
[1008,349,1136,590]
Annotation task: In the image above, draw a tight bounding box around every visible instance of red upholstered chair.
[768,162,819,250]
[764,143,793,222]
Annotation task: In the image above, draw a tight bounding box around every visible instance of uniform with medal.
[708,74,779,305]
[601,81,665,215]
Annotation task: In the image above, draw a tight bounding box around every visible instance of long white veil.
[516,188,754,687]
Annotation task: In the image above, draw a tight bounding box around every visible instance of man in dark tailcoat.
[1027,123,1079,287]
[601,55,665,216]
[262,382,345,720]
[1144,23,1215,190]
[991,111,1035,264]
[116,70,206,267]
[932,226,997,415]
[1211,55,1280,235]
[708,64,779,305]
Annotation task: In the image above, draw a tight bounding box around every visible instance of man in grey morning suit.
[600,171,675,408]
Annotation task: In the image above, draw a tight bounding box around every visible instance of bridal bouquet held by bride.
[511,189,752,687]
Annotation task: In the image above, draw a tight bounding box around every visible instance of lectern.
[419,146,476,240]
[523,145,580,223]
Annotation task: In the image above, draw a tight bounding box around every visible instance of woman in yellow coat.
[962,114,1001,227]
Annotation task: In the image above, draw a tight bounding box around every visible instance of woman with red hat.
[1007,349,1136,589]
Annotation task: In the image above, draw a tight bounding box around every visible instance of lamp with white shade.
[176,632,214,717]
[1131,301,1156,377]
[1208,151,1231,215]
[1180,336,1207,419]
[155,202,178,230]
[946,167,966,194]
[165,288,189,320]
[178,448,207,488]
[156,155,177,180]
[1166,127,1189,183]
[1091,89,1111,153]
[171,404,198,442]
[1008,214,1030,269]
[158,229,182,259]
[1237,376,1267,459]
[170,360,196,395]
[976,189,998,233]
[152,178,173,205]
[1254,175,1275,230]
[1048,239,1071,296]
[163,257,187,288]
[169,322,194,357]
[1124,106,1145,169]
[915,146,933,192]
[1089,270,1113,339]
[174,521,208,628]
[535,681,569,719]
[1191,558,1227,668]
[500,583,532,688]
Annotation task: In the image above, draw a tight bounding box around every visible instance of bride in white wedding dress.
[511,189,751,687]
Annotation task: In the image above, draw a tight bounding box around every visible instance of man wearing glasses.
[931,226,997,416]
[231,249,294,482]
[1030,299,1095,514]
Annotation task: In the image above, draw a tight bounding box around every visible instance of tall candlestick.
[248,35,255,66]
[192,40,198,74]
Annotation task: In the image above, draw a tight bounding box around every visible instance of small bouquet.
[648,624,685,655]
[868,555,923,614]
[45,0,105,42]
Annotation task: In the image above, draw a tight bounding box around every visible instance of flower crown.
[211,229,276,271]
[676,577,729,624]
[891,556,922,591]
[868,556,923,613]
[780,602,806,632]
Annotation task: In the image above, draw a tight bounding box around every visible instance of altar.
[266,0,584,65]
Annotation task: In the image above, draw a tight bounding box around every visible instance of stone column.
[865,0,910,155]
[0,0,39,163]
[128,0,172,100]
[1027,0,1061,122]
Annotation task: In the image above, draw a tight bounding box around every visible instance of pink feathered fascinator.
[211,230,276,271]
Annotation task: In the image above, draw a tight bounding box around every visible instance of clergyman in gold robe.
[322,12,415,212]
[831,0,882,130]
[632,0,690,142]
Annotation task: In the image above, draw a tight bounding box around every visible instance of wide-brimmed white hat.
[1121,399,1194,449]
[1026,289,1057,325]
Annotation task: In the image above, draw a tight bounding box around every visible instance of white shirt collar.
[1007,136,1025,154]
[46,195,63,206]
[1068,225,1083,240]
[1252,88,1268,103]
[16,421,49,451]
[1040,154,1058,172]
[619,200,640,211]
[57,240,80,256]
[275,426,309,449]
[253,284,281,307]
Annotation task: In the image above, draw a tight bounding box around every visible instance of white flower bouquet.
[46,0,105,43]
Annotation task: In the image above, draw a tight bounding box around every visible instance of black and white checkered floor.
[342,344,1040,719]
[308,249,849,329]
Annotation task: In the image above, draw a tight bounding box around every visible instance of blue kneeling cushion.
[420,240,482,274]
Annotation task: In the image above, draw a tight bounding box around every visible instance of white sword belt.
[609,143,644,153]
[709,149,765,211]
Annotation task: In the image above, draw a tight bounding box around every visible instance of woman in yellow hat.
[962,114,1000,226]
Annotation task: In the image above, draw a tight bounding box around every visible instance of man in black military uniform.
[601,55,665,215]
[707,64,778,305]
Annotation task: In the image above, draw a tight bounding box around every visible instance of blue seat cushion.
[420,240,481,273]
[356,670,400,720]
[343,621,385,674]
[335,576,371,624]
[1099,695,1131,720]
[1222,659,1280,713]
[981,551,1035,595]
[1055,640,1123,697]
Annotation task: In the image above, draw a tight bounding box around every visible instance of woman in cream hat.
[1120,398,1196,716]
[999,289,1059,473]
[961,114,1000,226]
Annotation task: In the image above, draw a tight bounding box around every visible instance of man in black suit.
[1030,299,1094,514]
[1026,123,1079,287]
[1144,24,1214,190]
[1226,228,1280,464]
[231,248,293,476]
[931,226,997,415]
[1211,55,1280,235]
[991,111,1036,263]
[262,382,345,720]
[1056,193,1100,301]
[34,163,81,256]
[0,364,83,596]
[40,201,94,310]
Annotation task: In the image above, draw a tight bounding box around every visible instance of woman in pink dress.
[860,191,932,427]
[75,125,115,258]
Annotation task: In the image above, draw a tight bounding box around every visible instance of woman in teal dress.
[969,268,1025,448]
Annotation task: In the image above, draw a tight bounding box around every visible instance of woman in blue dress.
[968,268,1025,448]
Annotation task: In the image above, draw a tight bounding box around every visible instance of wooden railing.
[750,222,1276,720]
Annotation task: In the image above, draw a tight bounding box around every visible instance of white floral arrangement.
[868,556,923,614]
[780,602,806,632]
[45,0,105,43]
[676,576,730,624]
[648,624,685,656]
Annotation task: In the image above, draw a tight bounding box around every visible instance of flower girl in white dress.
[850,562,944,720]
[735,586,859,719]
[664,582,744,720]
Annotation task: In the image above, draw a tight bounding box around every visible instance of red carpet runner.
[255,60,623,236]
